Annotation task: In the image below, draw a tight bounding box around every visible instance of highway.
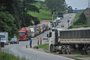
[56,13,76,29]
[2,31,74,60]
[2,13,76,60]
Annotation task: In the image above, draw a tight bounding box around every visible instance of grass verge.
[37,44,49,50]
[0,51,21,60]
[34,44,49,51]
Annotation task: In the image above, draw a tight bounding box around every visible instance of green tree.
[0,0,39,37]
[45,0,67,14]
[0,11,17,37]
[14,0,39,27]
[68,6,73,13]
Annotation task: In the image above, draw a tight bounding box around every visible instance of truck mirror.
[47,34,48,37]
[49,32,52,37]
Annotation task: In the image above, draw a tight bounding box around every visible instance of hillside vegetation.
[69,12,88,28]
[27,2,52,20]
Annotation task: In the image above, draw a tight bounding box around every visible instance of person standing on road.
[29,37,32,48]
[37,36,42,45]
[37,36,39,45]
[40,36,42,45]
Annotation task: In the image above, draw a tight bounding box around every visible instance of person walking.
[29,37,32,48]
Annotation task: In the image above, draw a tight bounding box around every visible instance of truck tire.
[66,45,71,54]
[50,44,55,52]
[61,46,66,54]
[86,47,90,54]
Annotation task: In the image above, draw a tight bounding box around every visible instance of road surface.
[56,13,76,29]
[2,31,74,60]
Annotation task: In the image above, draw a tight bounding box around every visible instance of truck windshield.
[0,35,5,40]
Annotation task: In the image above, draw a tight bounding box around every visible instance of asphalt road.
[56,13,76,29]
[2,31,74,60]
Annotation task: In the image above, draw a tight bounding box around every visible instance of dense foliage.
[69,12,88,28]
[0,0,39,37]
[74,13,87,25]
[45,0,67,14]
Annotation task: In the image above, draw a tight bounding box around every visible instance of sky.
[37,0,90,9]
[65,0,89,9]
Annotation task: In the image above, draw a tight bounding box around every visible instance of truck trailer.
[47,28,90,54]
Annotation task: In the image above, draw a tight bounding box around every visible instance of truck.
[47,28,90,54]
[0,32,8,47]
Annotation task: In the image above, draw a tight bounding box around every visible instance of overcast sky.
[65,0,89,9]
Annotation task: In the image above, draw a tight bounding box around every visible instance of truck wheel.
[50,45,55,52]
[86,47,90,54]
[61,46,66,54]
[66,46,71,54]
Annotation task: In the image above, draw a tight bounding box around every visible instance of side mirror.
[47,34,48,37]
[47,32,52,37]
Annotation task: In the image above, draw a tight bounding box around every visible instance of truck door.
[55,30,58,45]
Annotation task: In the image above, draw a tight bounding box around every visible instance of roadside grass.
[34,44,49,50]
[0,51,21,60]
[38,44,49,50]
[65,54,90,60]
[73,12,82,23]
[69,12,88,28]
[69,24,88,28]
[69,12,81,28]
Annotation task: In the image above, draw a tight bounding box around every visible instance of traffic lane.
[2,31,74,60]
[3,44,74,60]
[16,46,74,60]
[56,13,76,28]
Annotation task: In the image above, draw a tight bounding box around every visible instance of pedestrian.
[37,36,39,45]
[29,37,32,48]
[40,37,42,45]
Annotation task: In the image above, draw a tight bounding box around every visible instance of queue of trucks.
[0,20,51,47]
[18,21,51,41]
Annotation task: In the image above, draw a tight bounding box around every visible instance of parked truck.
[47,28,90,54]
[0,32,8,47]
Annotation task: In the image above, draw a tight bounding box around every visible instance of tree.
[45,0,67,14]
[0,0,39,37]
[13,0,39,27]
[68,6,73,13]
[0,11,18,37]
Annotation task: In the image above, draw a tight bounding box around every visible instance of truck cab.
[47,29,59,52]
[0,32,8,47]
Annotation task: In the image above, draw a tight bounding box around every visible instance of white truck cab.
[47,29,59,52]
[0,32,8,47]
